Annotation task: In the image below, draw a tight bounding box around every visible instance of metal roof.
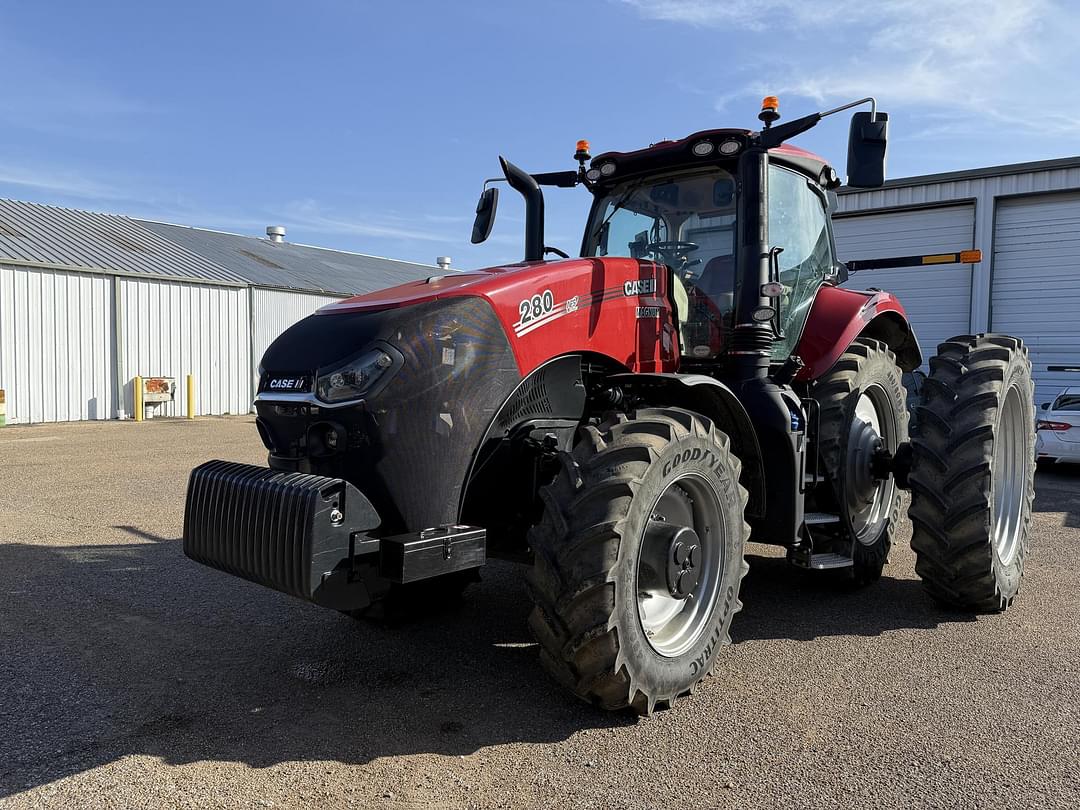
[137,220,436,295]
[0,198,246,284]
[0,198,439,293]
[839,155,1080,194]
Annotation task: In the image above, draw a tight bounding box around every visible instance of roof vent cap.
[266,225,286,243]
[436,256,452,270]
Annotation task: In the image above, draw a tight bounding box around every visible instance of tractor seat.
[694,254,736,303]
[672,254,736,356]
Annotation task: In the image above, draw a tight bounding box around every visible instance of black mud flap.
[183,460,380,610]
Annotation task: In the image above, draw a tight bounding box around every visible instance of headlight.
[315,347,398,403]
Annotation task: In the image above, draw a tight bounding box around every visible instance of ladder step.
[803,472,824,485]
[808,552,854,570]
[804,512,840,525]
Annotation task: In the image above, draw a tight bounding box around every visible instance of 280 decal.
[511,280,664,338]
[517,290,555,326]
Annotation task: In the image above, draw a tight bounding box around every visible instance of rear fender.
[795,285,922,380]
[609,372,765,519]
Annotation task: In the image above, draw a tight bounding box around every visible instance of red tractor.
[184,97,1036,714]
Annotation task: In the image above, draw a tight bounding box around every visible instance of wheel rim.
[845,383,897,544]
[992,385,1025,565]
[636,473,725,658]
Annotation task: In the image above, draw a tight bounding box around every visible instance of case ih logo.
[263,375,310,392]
[624,278,657,296]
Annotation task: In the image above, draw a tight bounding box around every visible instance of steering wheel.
[646,240,701,273]
[646,240,699,257]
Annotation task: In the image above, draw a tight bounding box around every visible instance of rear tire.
[908,334,1036,612]
[812,337,908,585]
[526,407,749,715]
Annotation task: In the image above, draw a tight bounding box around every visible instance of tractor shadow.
[1034,465,1080,529]
[733,548,975,643]
[1,533,971,797]
[0,538,625,798]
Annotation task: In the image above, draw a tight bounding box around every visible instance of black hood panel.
[256,297,521,534]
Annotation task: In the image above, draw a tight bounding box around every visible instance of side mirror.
[846,111,889,188]
[471,187,499,244]
[1041,402,1050,410]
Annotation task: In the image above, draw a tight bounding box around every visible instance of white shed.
[0,200,438,424]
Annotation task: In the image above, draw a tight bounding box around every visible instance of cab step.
[804,511,840,525]
[788,550,854,570]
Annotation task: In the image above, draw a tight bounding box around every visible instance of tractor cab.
[578,138,837,365]
[473,96,888,382]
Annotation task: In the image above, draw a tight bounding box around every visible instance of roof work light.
[759,96,780,125]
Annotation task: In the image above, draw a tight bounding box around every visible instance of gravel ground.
[0,416,1078,809]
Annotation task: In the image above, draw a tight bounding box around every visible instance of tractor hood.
[323,261,547,312]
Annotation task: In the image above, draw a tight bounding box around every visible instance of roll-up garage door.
[992,192,1080,405]
[833,204,975,368]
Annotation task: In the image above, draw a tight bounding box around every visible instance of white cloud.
[0,163,131,200]
[619,0,1080,134]
[279,198,458,243]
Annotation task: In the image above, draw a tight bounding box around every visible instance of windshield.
[581,165,832,362]
[582,168,738,359]
[1053,393,1080,411]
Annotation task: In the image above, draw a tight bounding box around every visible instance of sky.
[0,0,1077,269]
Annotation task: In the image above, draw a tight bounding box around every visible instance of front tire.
[909,334,1036,612]
[526,408,749,714]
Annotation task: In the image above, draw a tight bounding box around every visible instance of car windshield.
[1052,393,1080,411]
[582,169,738,359]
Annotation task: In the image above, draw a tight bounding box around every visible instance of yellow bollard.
[186,374,195,419]
[134,376,144,422]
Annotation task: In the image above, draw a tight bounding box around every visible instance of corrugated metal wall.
[834,205,975,366]
[838,164,1080,334]
[251,287,343,370]
[0,264,114,423]
[118,277,250,418]
[838,164,1080,400]
[0,264,346,424]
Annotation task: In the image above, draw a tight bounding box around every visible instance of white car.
[1036,386,1080,465]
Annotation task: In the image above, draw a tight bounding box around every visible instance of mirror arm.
[821,96,877,122]
[758,97,878,149]
[532,170,580,188]
[758,112,821,148]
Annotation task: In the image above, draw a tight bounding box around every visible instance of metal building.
[0,199,439,424]
[834,156,1080,405]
